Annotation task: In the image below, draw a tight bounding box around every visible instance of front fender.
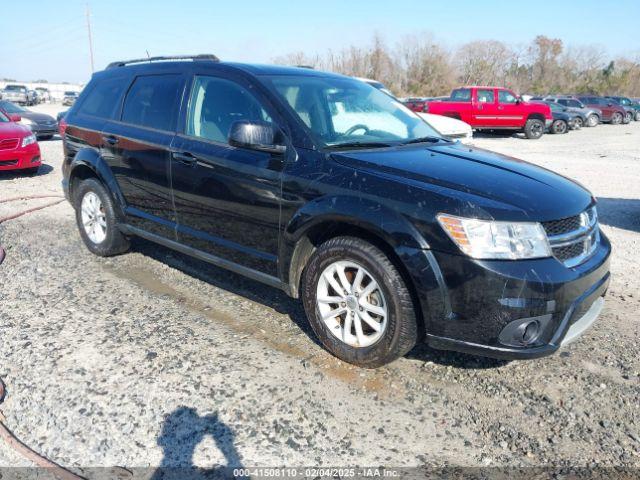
[284,195,429,250]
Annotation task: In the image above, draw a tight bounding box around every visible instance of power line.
[86,3,95,73]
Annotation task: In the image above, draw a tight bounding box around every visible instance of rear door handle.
[102,135,118,145]
[172,151,198,167]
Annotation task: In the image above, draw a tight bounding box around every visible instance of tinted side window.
[121,74,182,131]
[186,76,271,144]
[450,88,471,101]
[498,90,517,103]
[77,76,129,119]
[477,89,495,103]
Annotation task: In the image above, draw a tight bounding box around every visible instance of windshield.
[0,100,25,113]
[4,85,26,91]
[265,75,441,148]
[64,91,77,96]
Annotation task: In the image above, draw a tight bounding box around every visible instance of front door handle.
[102,135,118,145]
[172,151,198,167]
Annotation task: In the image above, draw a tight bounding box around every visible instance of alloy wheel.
[316,260,388,348]
[81,192,107,244]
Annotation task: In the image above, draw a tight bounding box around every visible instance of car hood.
[0,121,31,137]
[331,142,592,221]
[417,113,471,135]
[21,111,56,124]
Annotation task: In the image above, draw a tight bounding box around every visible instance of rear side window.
[121,74,183,131]
[450,88,471,101]
[77,76,129,119]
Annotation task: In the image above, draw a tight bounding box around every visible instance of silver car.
[2,84,30,105]
[545,96,602,127]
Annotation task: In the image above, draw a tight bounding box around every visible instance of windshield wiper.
[325,141,394,150]
[401,136,451,145]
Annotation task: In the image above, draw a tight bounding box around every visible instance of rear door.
[170,72,284,276]
[471,88,499,127]
[101,73,186,239]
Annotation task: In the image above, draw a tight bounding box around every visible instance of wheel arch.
[283,198,434,337]
[68,148,126,217]
[526,112,546,123]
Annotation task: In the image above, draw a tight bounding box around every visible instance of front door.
[495,89,524,127]
[170,74,283,276]
[472,88,499,127]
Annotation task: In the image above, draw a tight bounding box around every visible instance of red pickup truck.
[423,87,553,139]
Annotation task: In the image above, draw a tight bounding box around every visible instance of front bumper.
[403,230,611,360]
[0,142,41,171]
[30,123,59,138]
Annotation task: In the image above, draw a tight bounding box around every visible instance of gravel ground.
[0,104,639,475]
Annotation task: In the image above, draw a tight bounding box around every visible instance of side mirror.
[9,114,21,122]
[228,121,286,154]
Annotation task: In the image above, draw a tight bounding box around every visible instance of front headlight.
[21,134,37,148]
[437,214,551,260]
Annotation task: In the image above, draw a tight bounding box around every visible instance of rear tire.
[524,119,545,139]
[301,236,418,368]
[74,178,130,257]
[634,111,640,122]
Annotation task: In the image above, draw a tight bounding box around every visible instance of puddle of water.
[101,262,393,395]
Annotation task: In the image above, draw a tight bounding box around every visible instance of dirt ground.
[0,103,639,475]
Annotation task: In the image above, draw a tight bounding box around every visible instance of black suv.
[62,55,611,367]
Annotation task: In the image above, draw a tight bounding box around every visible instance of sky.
[1,0,639,84]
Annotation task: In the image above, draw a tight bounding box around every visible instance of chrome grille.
[543,207,599,267]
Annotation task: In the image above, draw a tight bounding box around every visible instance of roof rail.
[106,54,220,69]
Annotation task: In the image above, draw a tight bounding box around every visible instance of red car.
[423,86,553,139]
[0,110,41,174]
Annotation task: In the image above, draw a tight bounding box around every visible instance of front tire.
[551,119,568,134]
[610,112,623,125]
[524,119,545,139]
[586,114,599,127]
[572,117,583,129]
[301,236,418,368]
[74,178,130,257]
[622,112,632,124]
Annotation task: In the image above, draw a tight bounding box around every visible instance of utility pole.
[86,3,95,73]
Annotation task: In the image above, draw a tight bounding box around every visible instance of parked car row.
[0,84,56,105]
[0,100,59,139]
[403,87,640,139]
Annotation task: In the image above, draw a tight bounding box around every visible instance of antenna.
[86,3,95,73]
[146,50,151,61]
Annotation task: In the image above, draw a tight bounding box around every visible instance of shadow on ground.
[0,163,54,180]
[149,406,243,479]
[131,238,506,370]
[597,197,640,233]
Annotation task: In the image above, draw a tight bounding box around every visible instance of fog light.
[522,321,540,344]
[498,314,551,348]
